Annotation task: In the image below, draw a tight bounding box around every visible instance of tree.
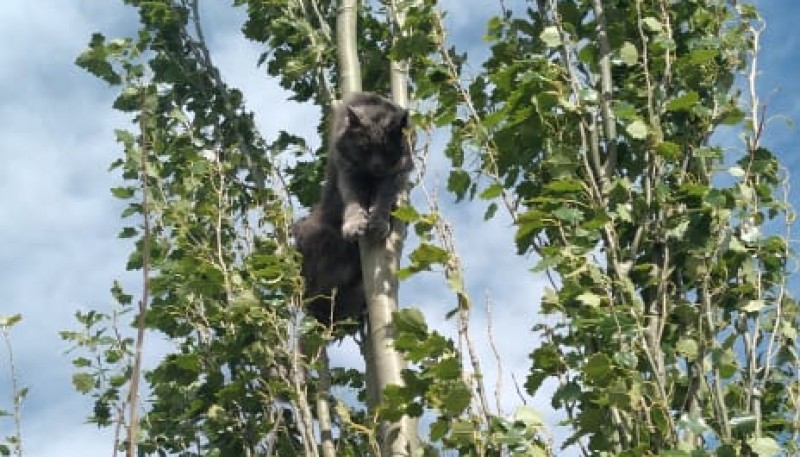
[66,0,798,456]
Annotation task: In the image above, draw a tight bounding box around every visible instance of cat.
[293,92,412,327]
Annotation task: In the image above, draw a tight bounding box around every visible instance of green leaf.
[443,382,472,414]
[712,348,739,379]
[110,186,136,199]
[613,100,639,120]
[174,353,200,371]
[747,437,780,457]
[642,17,662,33]
[447,169,471,201]
[514,406,544,428]
[433,357,462,380]
[392,204,421,223]
[688,49,718,65]
[667,219,690,239]
[720,108,745,125]
[728,166,746,178]
[409,243,449,266]
[72,357,92,368]
[579,88,598,104]
[614,351,638,370]
[429,419,449,441]
[678,413,710,435]
[577,292,602,307]
[656,142,682,160]
[619,42,638,65]
[676,338,699,359]
[585,353,612,382]
[75,33,122,85]
[545,180,584,193]
[552,207,583,224]
[72,372,95,394]
[118,227,138,239]
[728,236,747,253]
[781,321,797,340]
[615,203,633,223]
[484,202,498,220]
[626,120,648,139]
[729,415,756,429]
[479,183,503,200]
[666,91,699,112]
[393,308,428,337]
[449,419,477,444]
[540,26,561,47]
[741,299,765,313]
[0,314,22,328]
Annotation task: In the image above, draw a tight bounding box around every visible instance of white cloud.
[0,2,140,456]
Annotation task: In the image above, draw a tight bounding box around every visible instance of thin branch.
[761,165,793,384]
[213,152,233,304]
[700,280,732,440]
[419,181,494,427]
[296,0,334,104]
[485,295,505,416]
[315,348,336,457]
[292,335,320,457]
[127,88,152,457]
[432,8,520,225]
[1,322,23,457]
[187,0,270,191]
[110,308,130,457]
[591,0,618,179]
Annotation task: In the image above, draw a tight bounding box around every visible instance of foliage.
[70,2,313,454]
[432,0,799,454]
[68,0,797,456]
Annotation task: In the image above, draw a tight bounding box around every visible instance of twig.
[127,88,152,457]
[509,372,528,407]
[591,0,618,179]
[110,309,130,457]
[293,332,320,457]
[432,8,520,225]
[1,321,23,457]
[419,182,494,426]
[316,348,336,457]
[484,295,505,416]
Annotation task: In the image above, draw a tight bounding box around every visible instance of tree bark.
[336,0,416,454]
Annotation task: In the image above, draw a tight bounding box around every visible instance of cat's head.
[334,93,411,176]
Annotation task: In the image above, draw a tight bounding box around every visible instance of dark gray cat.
[293,92,412,326]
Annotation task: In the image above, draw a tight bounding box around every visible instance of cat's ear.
[390,109,409,132]
[346,106,364,128]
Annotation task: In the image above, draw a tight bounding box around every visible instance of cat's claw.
[342,210,369,240]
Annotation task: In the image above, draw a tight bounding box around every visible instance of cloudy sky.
[0,1,797,456]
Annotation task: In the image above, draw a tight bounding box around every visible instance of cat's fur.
[293,92,412,326]
[293,210,364,325]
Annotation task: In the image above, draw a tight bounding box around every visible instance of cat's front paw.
[342,206,369,240]
[366,214,392,240]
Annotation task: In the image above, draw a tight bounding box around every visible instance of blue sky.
[0,1,797,456]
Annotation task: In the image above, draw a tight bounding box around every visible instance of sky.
[0,1,797,456]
